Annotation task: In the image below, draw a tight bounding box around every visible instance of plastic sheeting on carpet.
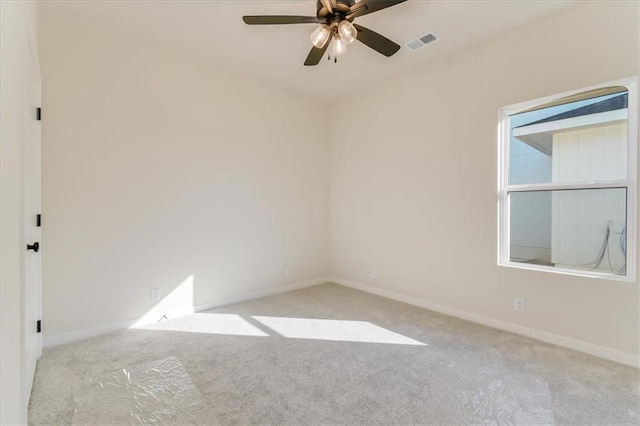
[72,356,214,425]
[452,365,555,424]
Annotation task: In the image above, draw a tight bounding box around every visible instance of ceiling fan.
[243,0,407,65]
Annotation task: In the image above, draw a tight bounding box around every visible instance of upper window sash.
[505,180,631,192]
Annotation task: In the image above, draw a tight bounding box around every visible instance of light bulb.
[310,25,331,49]
[338,20,357,44]
[331,36,347,58]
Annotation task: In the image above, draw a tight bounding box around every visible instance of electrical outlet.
[367,270,379,279]
[150,288,160,303]
[285,267,292,277]
[513,297,525,312]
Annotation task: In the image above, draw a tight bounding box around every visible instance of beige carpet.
[29,283,639,425]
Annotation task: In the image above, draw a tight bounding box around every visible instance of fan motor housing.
[317,0,356,19]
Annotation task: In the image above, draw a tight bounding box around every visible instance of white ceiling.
[43,0,580,102]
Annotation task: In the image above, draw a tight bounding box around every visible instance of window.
[499,78,638,280]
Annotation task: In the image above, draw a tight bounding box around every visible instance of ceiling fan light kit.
[330,37,348,61]
[338,20,357,44]
[310,24,331,48]
[242,0,407,66]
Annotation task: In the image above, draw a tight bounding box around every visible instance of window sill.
[498,261,636,283]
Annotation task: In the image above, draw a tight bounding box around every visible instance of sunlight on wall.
[136,313,269,336]
[252,316,427,346]
[131,275,195,328]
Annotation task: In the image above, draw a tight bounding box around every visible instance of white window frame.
[498,76,639,282]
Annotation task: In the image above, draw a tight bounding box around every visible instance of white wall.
[1,1,39,424]
[329,1,639,359]
[39,6,329,340]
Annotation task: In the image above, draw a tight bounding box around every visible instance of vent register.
[406,33,437,51]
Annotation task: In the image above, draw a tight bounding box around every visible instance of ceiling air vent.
[406,33,437,52]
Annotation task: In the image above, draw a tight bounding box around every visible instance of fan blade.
[304,40,331,66]
[349,0,407,19]
[243,16,320,25]
[354,24,401,57]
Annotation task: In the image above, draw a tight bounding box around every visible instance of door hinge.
[37,214,41,227]
[36,107,42,121]
[37,320,41,333]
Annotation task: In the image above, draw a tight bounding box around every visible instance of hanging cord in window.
[583,223,610,270]
[583,220,626,274]
[618,225,627,275]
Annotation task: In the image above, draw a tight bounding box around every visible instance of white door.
[23,26,42,403]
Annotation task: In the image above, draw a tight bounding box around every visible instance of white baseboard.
[43,277,331,348]
[43,318,138,348]
[42,276,639,368]
[329,277,639,368]
[193,277,331,312]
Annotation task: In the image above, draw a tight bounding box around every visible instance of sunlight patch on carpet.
[252,316,427,346]
[137,313,269,337]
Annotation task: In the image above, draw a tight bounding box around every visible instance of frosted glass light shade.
[338,20,357,44]
[310,25,331,48]
[331,37,347,57]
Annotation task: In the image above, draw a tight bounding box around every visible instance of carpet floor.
[29,283,639,425]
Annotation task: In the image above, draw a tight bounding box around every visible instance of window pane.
[509,90,628,185]
[509,188,627,276]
